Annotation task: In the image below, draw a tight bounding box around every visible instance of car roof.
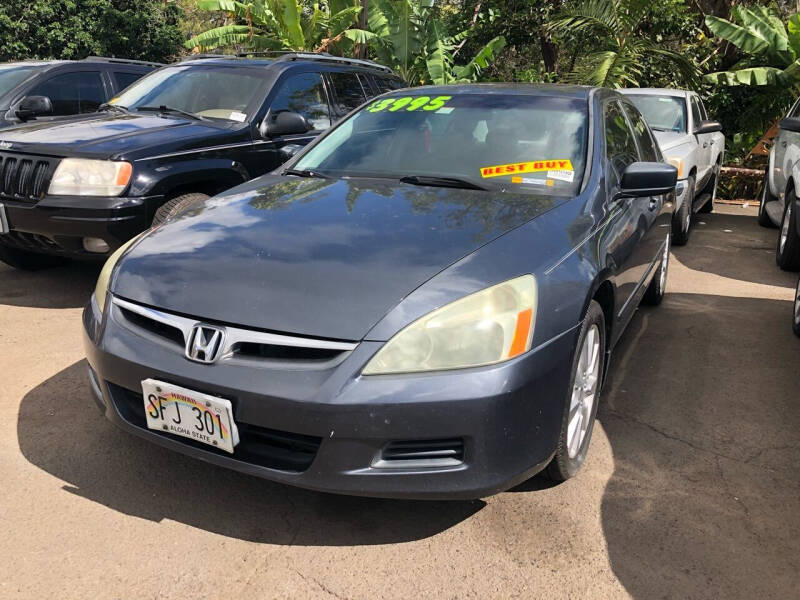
[385,82,594,98]
[1,57,162,69]
[620,88,691,99]
[177,53,398,75]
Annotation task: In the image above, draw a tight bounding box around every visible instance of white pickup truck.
[621,88,725,245]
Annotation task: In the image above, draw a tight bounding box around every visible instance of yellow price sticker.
[480,159,574,179]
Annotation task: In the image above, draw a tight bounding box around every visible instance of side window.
[697,97,708,120]
[622,102,660,162]
[371,75,404,94]
[113,71,143,92]
[329,71,367,115]
[357,74,376,99]
[605,101,639,188]
[690,96,702,128]
[28,71,106,115]
[789,98,800,118]
[269,72,331,131]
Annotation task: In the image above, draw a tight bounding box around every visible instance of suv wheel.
[758,168,777,228]
[672,176,693,246]
[776,191,800,271]
[0,243,68,271]
[152,193,210,226]
[545,299,605,481]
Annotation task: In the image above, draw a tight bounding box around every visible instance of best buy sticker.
[480,159,574,179]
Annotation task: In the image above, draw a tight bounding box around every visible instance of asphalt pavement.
[1,204,798,599]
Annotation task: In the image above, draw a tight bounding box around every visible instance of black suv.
[0,57,160,129]
[0,53,403,269]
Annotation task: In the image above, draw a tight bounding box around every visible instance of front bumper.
[83,297,579,500]
[0,194,163,258]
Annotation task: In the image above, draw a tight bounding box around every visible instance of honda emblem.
[185,324,226,364]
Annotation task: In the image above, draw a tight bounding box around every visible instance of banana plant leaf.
[704,66,786,86]
[705,15,770,57]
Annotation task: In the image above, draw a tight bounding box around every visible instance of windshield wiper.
[399,175,487,191]
[99,103,129,114]
[284,168,329,179]
[136,105,208,121]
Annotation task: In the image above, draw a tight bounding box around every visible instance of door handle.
[782,140,788,148]
[702,142,709,148]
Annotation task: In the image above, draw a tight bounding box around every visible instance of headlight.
[665,157,684,178]
[93,235,141,312]
[362,275,537,375]
[48,159,132,196]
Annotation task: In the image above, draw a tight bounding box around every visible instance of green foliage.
[366,0,505,85]
[184,0,369,53]
[547,0,697,88]
[0,1,184,63]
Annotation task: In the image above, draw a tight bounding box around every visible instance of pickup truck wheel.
[793,277,800,337]
[776,191,800,271]
[0,243,69,271]
[758,168,778,228]
[672,176,693,246]
[152,193,210,226]
[545,300,605,482]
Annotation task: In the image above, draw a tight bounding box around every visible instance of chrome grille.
[0,153,54,202]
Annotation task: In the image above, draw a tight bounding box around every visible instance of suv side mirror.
[779,117,800,133]
[16,95,53,121]
[618,162,677,198]
[261,111,310,138]
[694,119,722,135]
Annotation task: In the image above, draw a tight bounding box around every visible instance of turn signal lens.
[666,157,684,178]
[48,159,133,196]
[363,275,538,375]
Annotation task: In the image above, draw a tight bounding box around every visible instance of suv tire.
[153,193,210,226]
[0,243,68,271]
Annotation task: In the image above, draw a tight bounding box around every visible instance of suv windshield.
[110,65,265,121]
[294,93,589,195]
[626,94,687,133]
[0,65,38,100]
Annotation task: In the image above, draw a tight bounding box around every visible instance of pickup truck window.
[625,94,687,133]
[605,100,639,186]
[622,102,660,162]
[690,96,703,128]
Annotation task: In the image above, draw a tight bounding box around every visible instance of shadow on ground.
[0,261,100,309]
[17,360,483,546]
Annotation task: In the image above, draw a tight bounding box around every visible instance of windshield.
[0,66,38,101]
[626,94,687,133]
[110,65,266,121]
[294,93,589,195]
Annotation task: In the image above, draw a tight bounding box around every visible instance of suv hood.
[0,112,235,159]
[113,177,564,341]
[653,130,694,153]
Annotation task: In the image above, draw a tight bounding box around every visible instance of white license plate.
[141,379,240,453]
[0,203,8,234]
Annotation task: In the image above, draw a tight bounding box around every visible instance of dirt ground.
[1,204,798,599]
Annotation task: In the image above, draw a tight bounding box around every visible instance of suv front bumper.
[0,194,163,259]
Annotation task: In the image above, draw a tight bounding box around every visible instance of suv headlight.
[93,234,141,312]
[49,159,132,196]
[362,275,537,375]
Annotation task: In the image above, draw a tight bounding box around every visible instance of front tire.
[776,191,800,271]
[545,300,605,482]
[152,193,210,226]
[0,243,68,271]
[793,277,800,338]
[643,234,671,306]
[672,176,694,246]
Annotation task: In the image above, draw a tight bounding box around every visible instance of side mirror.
[278,144,304,162]
[694,119,722,135]
[618,162,677,198]
[16,95,53,121]
[778,117,800,133]
[261,111,310,138]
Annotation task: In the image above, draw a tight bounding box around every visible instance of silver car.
[621,88,725,245]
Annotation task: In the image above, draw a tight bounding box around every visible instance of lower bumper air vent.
[373,438,465,469]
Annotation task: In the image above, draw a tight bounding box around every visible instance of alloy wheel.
[567,324,601,458]
[781,202,792,254]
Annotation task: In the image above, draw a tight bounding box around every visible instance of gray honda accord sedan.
[83,84,676,499]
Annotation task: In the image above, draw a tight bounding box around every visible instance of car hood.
[653,130,694,153]
[0,112,233,159]
[112,177,565,341]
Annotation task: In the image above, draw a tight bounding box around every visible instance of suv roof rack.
[240,51,394,74]
[84,56,163,67]
[179,53,236,61]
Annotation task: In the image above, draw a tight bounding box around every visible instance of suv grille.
[0,153,55,202]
